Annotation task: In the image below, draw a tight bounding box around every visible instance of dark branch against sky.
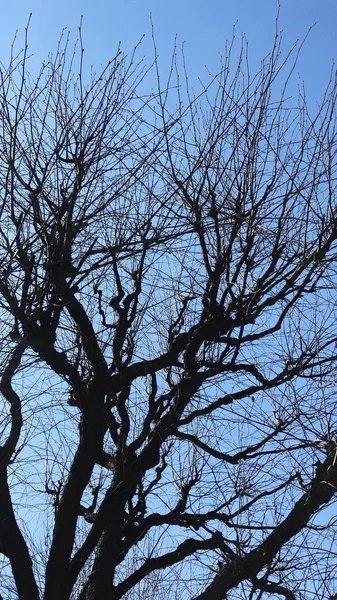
[0,0,335,106]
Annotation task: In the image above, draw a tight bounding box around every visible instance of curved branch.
[192,443,337,599]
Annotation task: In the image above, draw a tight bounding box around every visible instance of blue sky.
[0,1,336,594]
[0,0,336,109]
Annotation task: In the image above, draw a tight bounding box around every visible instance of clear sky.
[0,0,336,110]
[0,1,336,593]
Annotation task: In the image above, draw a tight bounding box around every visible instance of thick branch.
[112,533,225,600]
[192,444,337,599]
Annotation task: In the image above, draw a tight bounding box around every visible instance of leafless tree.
[1,14,337,600]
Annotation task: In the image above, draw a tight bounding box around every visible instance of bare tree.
[0,15,337,600]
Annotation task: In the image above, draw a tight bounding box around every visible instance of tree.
[0,15,337,600]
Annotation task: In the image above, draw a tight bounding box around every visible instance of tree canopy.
[0,19,337,600]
